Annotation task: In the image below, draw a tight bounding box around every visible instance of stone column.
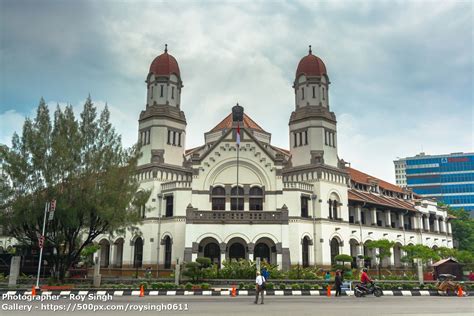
[8,256,20,287]
[191,242,199,262]
[276,243,283,269]
[219,243,226,269]
[412,215,419,230]
[440,219,446,233]
[371,207,377,226]
[109,243,116,268]
[399,213,405,229]
[385,210,392,228]
[355,205,362,224]
[434,217,440,233]
[447,221,452,235]
[423,216,429,231]
[247,243,255,261]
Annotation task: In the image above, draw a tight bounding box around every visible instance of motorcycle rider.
[359,267,372,293]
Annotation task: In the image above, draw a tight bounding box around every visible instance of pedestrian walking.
[254,271,266,304]
[335,270,342,297]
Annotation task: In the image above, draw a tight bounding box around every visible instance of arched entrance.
[393,243,402,268]
[302,237,310,267]
[198,237,221,265]
[164,236,172,269]
[349,239,359,268]
[133,237,143,268]
[99,239,110,268]
[330,238,340,265]
[227,237,247,261]
[254,237,276,264]
[114,238,124,268]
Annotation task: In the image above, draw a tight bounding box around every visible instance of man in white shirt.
[254,271,265,304]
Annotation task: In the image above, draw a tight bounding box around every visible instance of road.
[1,295,473,316]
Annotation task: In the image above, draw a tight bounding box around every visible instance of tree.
[366,239,395,279]
[445,206,474,253]
[401,244,440,265]
[334,254,353,268]
[0,97,143,282]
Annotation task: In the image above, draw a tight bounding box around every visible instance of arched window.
[114,238,124,268]
[204,242,221,265]
[229,243,245,261]
[330,238,340,265]
[164,236,172,269]
[99,239,110,268]
[230,186,244,211]
[332,200,338,219]
[133,237,143,268]
[211,186,226,210]
[302,237,310,267]
[249,187,263,210]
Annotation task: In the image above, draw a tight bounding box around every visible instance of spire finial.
[165,44,168,53]
[309,45,312,55]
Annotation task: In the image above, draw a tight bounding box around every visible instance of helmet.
[362,268,368,272]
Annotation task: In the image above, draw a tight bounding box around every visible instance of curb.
[1,289,472,297]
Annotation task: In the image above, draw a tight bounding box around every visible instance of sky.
[0,0,472,183]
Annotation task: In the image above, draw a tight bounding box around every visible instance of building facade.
[394,153,474,215]
[94,47,453,275]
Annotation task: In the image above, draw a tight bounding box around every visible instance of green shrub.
[279,284,286,290]
[301,283,311,290]
[238,282,245,289]
[311,284,321,290]
[184,282,193,290]
[138,281,148,289]
[245,283,254,290]
[201,283,211,290]
[266,282,274,290]
[291,283,301,290]
[163,282,175,290]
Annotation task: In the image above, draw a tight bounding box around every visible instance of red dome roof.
[296,47,327,78]
[149,46,180,77]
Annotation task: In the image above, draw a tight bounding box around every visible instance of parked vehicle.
[436,274,469,296]
[354,281,383,297]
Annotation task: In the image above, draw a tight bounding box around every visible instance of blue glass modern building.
[394,152,474,215]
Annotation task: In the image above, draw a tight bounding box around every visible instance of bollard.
[327,285,331,297]
[31,286,36,297]
[231,285,237,297]
[457,285,463,297]
[140,285,145,297]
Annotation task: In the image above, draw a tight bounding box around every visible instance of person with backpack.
[254,271,266,304]
[261,267,270,281]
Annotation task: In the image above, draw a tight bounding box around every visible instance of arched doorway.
[349,239,359,268]
[133,237,143,268]
[229,243,245,261]
[99,239,110,268]
[114,238,124,268]
[393,243,402,268]
[363,242,373,268]
[302,237,310,267]
[254,243,270,263]
[164,236,172,269]
[199,237,221,265]
[330,238,340,265]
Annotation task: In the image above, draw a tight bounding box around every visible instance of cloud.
[0,0,472,184]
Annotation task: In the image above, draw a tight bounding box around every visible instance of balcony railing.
[186,208,289,224]
[283,182,314,191]
[161,181,192,191]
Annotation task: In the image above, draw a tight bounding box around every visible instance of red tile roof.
[149,50,180,77]
[348,189,417,212]
[347,167,406,194]
[210,113,266,133]
[296,52,327,78]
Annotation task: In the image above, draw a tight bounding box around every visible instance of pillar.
[371,207,377,226]
[247,243,255,261]
[412,215,419,230]
[434,217,440,233]
[399,213,405,229]
[109,243,116,267]
[440,218,446,233]
[423,216,429,231]
[355,205,362,224]
[385,210,392,228]
[447,221,452,235]
[219,243,226,269]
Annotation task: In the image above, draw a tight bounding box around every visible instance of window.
[164,236,172,269]
[211,186,226,210]
[325,131,329,145]
[172,131,176,145]
[167,130,171,144]
[151,86,154,99]
[294,133,298,148]
[178,133,181,147]
[304,130,308,145]
[165,196,173,217]
[312,86,316,98]
[230,186,244,210]
[301,87,304,100]
[299,132,303,146]
[172,87,175,99]
[322,87,325,100]
[249,187,263,211]
[301,196,310,217]
[160,85,164,97]
[133,237,143,268]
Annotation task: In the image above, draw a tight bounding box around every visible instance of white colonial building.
[95,46,453,275]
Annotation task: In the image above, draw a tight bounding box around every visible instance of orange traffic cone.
[31,286,36,297]
[327,285,331,297]
[231,285,236,297]
[457,285,463,297]
[140,285,145,297]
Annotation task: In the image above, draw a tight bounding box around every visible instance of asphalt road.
[1,295,473,316]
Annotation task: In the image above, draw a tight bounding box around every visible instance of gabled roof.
[347,167,406,194]
[432,258,459,267]
[210,113,266,133]
[348,189,417,212]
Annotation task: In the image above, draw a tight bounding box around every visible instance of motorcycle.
[354,281,383,297]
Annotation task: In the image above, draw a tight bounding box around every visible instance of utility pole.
[35,201,50,289]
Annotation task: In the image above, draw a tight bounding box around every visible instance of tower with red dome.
[137,45,187,167]
[289,46,339,168]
